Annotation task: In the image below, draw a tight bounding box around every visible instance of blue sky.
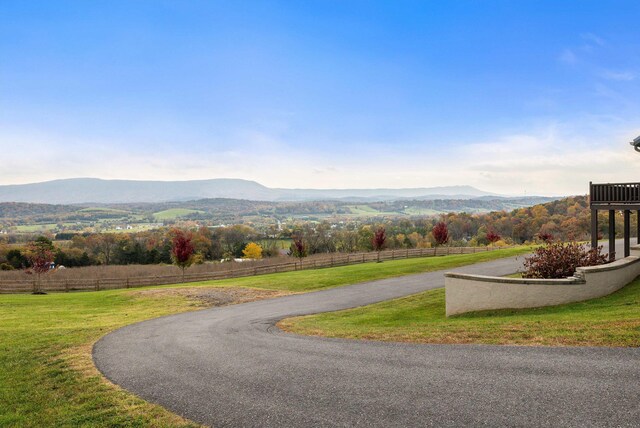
[1,1,639,195]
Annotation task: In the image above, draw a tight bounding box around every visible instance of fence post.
[126,278,130,289]
[392,250,395,260]
[65,280,69,292]
[95,279,100,291]
[362,254,365,263]
[331,255,334,267]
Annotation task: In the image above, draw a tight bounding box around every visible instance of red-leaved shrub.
[523,242,608,279]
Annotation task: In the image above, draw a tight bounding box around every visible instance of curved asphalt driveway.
[94,254,640,427]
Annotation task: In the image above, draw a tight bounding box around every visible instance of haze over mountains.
[0,178,507,204]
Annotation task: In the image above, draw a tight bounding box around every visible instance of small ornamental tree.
[290,236,307,267]
[242,242,263,259]
[486,230,501,245]
[432,222,449,246]
[372,227,386,262]
[24,237,55,294]
[523,242,608,279]
[171,229,195,282]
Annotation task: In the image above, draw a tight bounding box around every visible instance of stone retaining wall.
[445,245,640,316]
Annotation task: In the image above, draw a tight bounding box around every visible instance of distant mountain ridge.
[0,178,504,204]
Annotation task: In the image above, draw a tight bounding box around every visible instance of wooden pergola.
[590,182,640,260]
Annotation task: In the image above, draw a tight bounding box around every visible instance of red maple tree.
[372,227,386,262]
[486,230,501,244]
[171,229,195,282]
[432,222,449,246]
[291,236,307,266]
[25,237,55,294]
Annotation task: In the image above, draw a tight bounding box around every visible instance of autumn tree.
[24,236,55,294]
[372,227,386,262]
[242,242,263,259]
[486,230,501,245]
[170,229,195,282]
[432,222,449,246]
[86,233,118,265]
[290,236,308,267]
[537,232,554,244]
[192,226,214,260]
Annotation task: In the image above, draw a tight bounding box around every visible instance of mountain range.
[0,178,506,204]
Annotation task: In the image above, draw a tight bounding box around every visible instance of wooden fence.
[0,246,511,294]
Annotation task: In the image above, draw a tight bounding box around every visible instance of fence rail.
[590,182,640,205]
[0,246,511,294]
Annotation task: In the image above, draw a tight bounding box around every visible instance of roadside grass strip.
[279,277,640,347]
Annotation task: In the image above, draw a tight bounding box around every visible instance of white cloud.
[1,120,640,198]
[599,70,636,81]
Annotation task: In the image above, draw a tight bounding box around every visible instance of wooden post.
[609,210,616,261]
[624,210,631,257]
[590,208,598,249]
[637,210,640,245]
[95,279,100,291]
[65,280,69,292]
[126,278,130,289]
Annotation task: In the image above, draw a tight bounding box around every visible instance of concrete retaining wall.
[445,244,640,316]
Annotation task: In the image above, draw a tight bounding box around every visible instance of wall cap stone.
[444,272,585,286]
[576,256,640,274]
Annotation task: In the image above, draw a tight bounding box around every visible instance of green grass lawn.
[183,246,533,293]
[0,247,531,427]
[280,277,640,348]
[0,290,201,427]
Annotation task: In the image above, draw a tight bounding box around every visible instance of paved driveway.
[94,253,640,427]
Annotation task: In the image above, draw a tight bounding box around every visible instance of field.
[280,277,640,347]
[0,249,532,427]
[78,207,130,214]
[15,224,58,232]
[346,205,401,216]
[153,208,204,220]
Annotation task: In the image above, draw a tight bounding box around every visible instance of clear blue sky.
[1,1,639,195]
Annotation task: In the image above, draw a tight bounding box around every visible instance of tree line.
[2,195,635,271]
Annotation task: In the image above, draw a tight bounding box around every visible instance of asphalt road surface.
[94,249,640,427]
